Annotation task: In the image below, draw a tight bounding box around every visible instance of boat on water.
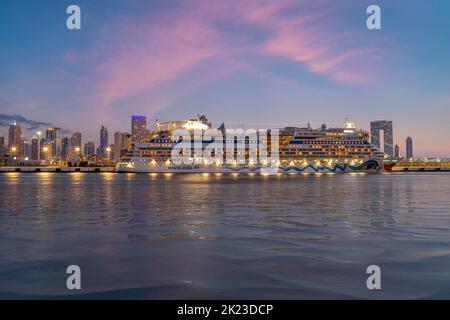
[116,116,385,174]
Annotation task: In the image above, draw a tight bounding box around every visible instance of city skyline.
[2,1,450,304]
[1,1,450,156]
[0,114,421,162]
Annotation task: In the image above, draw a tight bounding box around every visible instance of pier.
[389,158,450,172]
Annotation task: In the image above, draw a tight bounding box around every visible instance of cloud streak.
[65,0,382,115]
[0,114,71,134]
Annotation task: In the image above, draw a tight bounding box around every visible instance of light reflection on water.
[1,172,450,299]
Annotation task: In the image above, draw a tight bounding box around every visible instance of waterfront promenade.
[1,158,450,173]
[0,167,116,173]
[1,166,450,173]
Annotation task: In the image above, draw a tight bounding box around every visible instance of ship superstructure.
[116,117,384,173]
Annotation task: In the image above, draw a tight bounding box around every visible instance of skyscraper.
[108,144,114,159]
[21,139,31,160]
[61,137,71,160]
[131,115,147,143]
[71,132,82,149]
[370,120,394,157]
[46,127,62,157]
[123,133,131,149]
[39,137,46,160]
[98,126,109,157]
[406,137,413,159]
[114,132,132,161]
[8,122,22,155]
[42,142,52,161]
[0,136,5,153]
[394,144,400,158]
[84,141,95,159]
[31,136,39,160]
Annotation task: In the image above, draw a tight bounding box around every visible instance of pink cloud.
[94,17,224,108]
[79,0,383,114]
[260,9,378,84]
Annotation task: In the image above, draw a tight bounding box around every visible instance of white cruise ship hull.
[116,158,383,173]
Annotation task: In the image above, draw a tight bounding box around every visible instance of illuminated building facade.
[45,127,62,157]
[0,136,5,154]
[84,141,95,159]
[114,132,132,162]
[61,137,71,160]
[8,122,22,156]
[98,125,109,157]
[131,115,147,143]
[370,120,394,157]
[71,132,82,152]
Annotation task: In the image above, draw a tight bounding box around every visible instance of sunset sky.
[1,0,450,156]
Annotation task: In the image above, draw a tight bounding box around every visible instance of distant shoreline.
[1,167,450,174]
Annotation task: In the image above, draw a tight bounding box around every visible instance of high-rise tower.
[8,122,22,156]
[370,120,394,157]
[131,115,147,143]
[406,137,413,159]
[99,125,109,157]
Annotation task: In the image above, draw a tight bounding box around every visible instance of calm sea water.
[1,172,450,299]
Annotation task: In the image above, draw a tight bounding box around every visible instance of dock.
[390,159,450,172]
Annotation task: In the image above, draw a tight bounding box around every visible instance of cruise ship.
[116,116,385,173]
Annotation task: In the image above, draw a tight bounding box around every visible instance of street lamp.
[10,146,17,153]
[42,146,49,164]
[73,147,81,167]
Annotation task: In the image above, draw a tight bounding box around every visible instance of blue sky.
[0,0,450,156]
